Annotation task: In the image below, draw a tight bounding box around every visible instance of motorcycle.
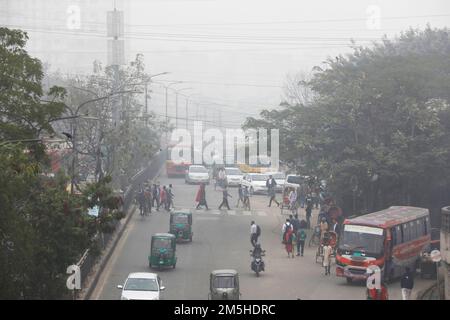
[250,248,265,277]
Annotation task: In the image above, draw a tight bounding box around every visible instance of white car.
[117,273,165,300]
[267,172,286,192]
[284,174,308,189]
[241,173,270,195]
[224,167,244,186]
[185,165,210,184]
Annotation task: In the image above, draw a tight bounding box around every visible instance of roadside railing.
[74,150,167,290]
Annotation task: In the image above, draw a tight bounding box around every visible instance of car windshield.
[271,173,285,179]
[153,238,172,248]
[287,176,303,185]
[213,276,235,288]
[250,175,269,181]
[173,215,188,224]
[124,278,158,291]
[225,168,242,175]
[339,225,385,256]
[190,166,207,173]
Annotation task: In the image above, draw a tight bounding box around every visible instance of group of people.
[281,215,308,258]
[136,183,174,215]
[194,182,252,211]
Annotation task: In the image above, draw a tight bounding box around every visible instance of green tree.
[0,28,122,299]
[244,27,450,215]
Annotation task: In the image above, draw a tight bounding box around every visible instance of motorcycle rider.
[250,243,265,272]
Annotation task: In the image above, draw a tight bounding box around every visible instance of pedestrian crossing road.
[174,207,269,216]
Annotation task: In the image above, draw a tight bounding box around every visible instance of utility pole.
[144,82,148,126]
[107,6,124,182]
[185,98,189,131]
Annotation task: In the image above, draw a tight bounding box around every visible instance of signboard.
[344,224,383,236]
[87,206,100,217]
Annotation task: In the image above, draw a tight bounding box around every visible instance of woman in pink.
[284,227,294,258]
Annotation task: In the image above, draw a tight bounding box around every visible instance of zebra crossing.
[176,208,268,217]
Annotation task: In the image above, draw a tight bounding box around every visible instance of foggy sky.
[1,0,449,128]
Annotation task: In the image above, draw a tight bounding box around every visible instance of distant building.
[442,206,450,300]
[0,0,130,73]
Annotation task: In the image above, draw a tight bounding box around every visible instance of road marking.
[228,210,236,215]
[210,210,221,214]
[242,211,252,216]
[196,216,220,220]
[257,211,267,216]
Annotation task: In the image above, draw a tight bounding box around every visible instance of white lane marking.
[242,211,252,216]
[257,211,267,216]
[210,210,222,215]
[196,216,220,220]
[228,210,236,215]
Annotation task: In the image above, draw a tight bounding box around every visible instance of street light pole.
[174,87,192,129]
[162,81,183,145]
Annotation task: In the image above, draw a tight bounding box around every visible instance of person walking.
[243,185,251,210]
[250,221,261,247]
[289,188,298,214]
[297,227,307,256]
[219,186,232,210]
[305,199,313,229]
[282,218,293,234]
[266,175,279,207]
[217,167,226,189]
[320,217,329,241]
[284,226,294,258]
[152,183,160,211]
[291,214,300,238]
[144,186,152,214]
[400,267,414,300]
[298,184,306,208]
[195,183,209,210]
[160,186,168,211]
[136,187,146,216]
[236,184,244,208]
[323,240,332,275]
[167,184,175,210]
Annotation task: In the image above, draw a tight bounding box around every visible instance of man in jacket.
[400,267,414,300]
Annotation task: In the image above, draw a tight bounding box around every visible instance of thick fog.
[1,0,449,126]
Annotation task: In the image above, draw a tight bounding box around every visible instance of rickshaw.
[169,210,193,242]
[148,233,177,269]
[308,225,321,247]
[208,270,241,300]
[315,231,337,263]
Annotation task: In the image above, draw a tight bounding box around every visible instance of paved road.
[91,171,434,300]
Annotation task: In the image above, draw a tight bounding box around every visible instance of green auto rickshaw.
[208,269,241,300]
[169,210,193,242]
[149,233,177,269]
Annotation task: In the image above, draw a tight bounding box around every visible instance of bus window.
[424,217,429,235]
[410,221,417,240]
[391,228,397,246]
[398,225,404,243]
[416,220,423,238]
[402,223,410,242]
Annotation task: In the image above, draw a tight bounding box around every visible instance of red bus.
[166,159,191,178]
[335,206,431,283]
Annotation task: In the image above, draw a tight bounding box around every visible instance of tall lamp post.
[143,72,170,125]
[159,81,183,145]
[174,87,192,129]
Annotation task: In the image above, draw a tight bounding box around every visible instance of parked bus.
[335,206,431,283]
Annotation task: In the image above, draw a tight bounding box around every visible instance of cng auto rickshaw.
[149,233,177,269]
[208,269,240,300]
[169,210,193,242]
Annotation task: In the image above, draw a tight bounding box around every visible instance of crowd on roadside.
[136,182,175,215]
